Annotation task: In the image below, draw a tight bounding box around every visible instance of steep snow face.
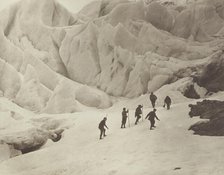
[0,0,69,75]
[145,2,175,32]
[98,0,131,17]
[107,1,146,26]
[0,0,112,113]
[61,17,211,97]
[0,59,21,99]
[79,1,102,19]
[171,2,224,41]
[60,0,222,98]
[0,0,224,112]
[42,79,112,114]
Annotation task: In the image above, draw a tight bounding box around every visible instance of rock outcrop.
[189,100,224,136]
[196,51,224,93]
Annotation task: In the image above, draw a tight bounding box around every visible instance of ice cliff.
[1,0,224,113]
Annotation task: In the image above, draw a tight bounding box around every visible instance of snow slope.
[1,0,224,174]
[0,100,224,175]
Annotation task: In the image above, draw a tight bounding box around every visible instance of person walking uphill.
[150,92,157,108]
[145,109,160,130]
[98,117,108,139]
[121,108,129,128]
[164,96,171,110]
[135,105,143,125]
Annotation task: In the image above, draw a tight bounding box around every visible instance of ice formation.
[1,1,224,174]
[0,0,224,113]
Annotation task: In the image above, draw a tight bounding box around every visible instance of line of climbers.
[98,93,172,140]
[150,92,171,110]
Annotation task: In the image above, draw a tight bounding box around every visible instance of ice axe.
[105,114,109,129]
[127,109,130,128]
[142,104,144,122]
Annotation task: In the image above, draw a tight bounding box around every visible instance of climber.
[145,109,160,130]
[150,92,157,108]
[135,105,143,125]
[164,96,172,110]
[121,108,129,128]
[98,117,108,139]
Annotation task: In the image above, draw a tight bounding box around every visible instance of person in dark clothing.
[121,108,129,128]
[145,109,160,130]
[135,105,143,125]
[164,96,172,110]
[98,117,108,139]
[150,92,157,108]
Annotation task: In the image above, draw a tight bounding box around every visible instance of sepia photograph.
[0,0,224,174]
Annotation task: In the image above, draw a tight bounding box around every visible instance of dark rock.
[188,100,224,119]
[189,100,224,136]
[184,84,200,99]
[196,52,224,92]
[174,167,182,170]
[171,52,224,95]
[189,119,224,136]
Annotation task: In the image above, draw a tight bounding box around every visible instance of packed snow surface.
[1,96,224,175]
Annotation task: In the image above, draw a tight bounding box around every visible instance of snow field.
[1,100,224,175]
